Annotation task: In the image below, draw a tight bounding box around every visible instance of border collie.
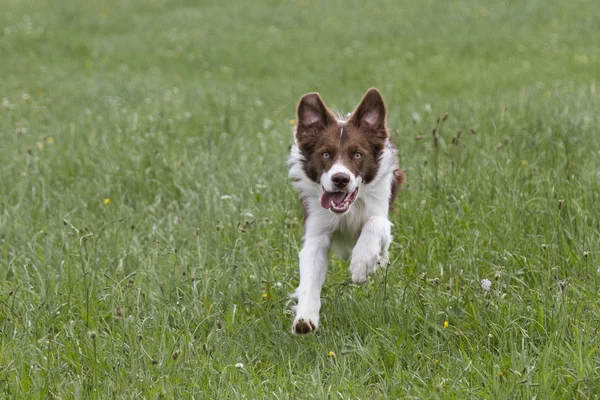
[288,88,405,334]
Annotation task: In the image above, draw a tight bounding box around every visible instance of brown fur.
[389,169,406,210]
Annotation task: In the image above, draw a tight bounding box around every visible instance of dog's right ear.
[296,93,335,138]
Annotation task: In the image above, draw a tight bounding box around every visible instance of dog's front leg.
[291,228,331,334]
[349,216,392,284]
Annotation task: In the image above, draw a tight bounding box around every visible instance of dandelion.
[261,293,267,300]
[47,137,54,143]
[411,112,421,124]
[424,104,432,113]
[498,371,504,377]
[104,198,110,205]
[481,279,492,291]
[328,351,335,358]
[36,141,42,149]
[521,160,528,167]
[435,359,439,365]
[235,363,244,368]
[443,320,449,329]
[89,331,97,340]
[289,119,296,125]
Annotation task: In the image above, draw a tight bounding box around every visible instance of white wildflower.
[220,195,232,200]
[424,104,432,113]
[481,279,492,291]
[235,363,244,368]
[262,118,273,130]
[411,112,421,124]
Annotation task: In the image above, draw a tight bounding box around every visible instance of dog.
[288,88,405,334]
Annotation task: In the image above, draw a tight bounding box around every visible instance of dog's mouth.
[320,188,359,213]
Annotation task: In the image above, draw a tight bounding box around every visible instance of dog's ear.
[296,93,336,137]
[348,88,387,138]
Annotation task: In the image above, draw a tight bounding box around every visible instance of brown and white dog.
[288,88,405,334]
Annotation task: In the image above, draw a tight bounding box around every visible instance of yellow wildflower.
[328,351,335,357]
[521,160,528,167]
[36,141,42,149]
[47,137,54,143]
[104,198,110,205]
[261,293,267,299]
[443,320,449,329]
[289,119,296,126]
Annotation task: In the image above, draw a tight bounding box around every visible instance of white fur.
[287,131,399,333]
[320,161,361,193]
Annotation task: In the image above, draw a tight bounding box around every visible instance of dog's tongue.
[321,191,347,209]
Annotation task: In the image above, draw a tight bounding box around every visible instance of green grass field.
[1,0,600,398]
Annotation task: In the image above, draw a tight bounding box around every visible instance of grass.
[1,0,600,398]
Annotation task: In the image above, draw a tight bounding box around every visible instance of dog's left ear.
[348,88,388,138]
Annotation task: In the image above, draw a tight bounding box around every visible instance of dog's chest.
[335,198,369,238]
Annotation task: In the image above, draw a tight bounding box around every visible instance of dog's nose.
[332,173,350,189]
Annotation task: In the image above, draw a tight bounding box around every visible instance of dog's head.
[294,88,389,214]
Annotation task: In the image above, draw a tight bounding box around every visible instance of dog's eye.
[322,152,330,159]
[354,152,362,159]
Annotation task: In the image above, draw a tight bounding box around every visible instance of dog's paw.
[349,259,374,284]
[292,315,318,334]
[377,252,389,267]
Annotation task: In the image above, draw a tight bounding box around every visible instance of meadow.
[1,0,600,398]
